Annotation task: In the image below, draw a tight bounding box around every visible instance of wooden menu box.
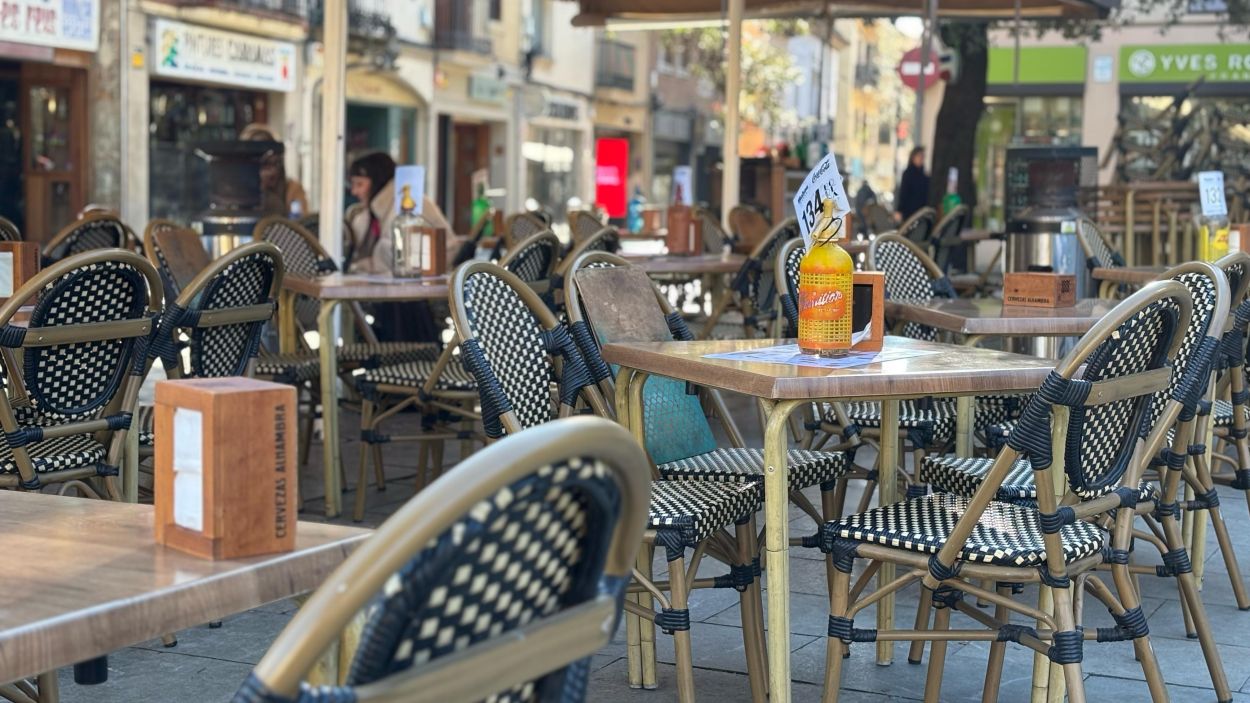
[851,271,885,352]
[1003,272,1077,308]
[154,377,298,560]
[0,242,39,301]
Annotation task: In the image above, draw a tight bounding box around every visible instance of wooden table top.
[0,492,369,683]
[601,336,1055,401]
[283,273,450,302]
[1091,266,1166,285]
[884,298,1116,336]
[624,253,746,275]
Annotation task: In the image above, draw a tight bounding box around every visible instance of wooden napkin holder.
[851,271,885,352]
[154,377,298,560]
[0,242,39,301]
[1003,271,1076,308]
[665,205,700,255]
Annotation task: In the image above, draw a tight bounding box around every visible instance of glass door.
[21,63,86,244]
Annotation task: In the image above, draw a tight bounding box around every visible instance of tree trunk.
[927,22,989,212]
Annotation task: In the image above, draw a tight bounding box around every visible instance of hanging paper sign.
[394,165,426,216]
[792,153,850,250]
[1198,171,1227,218]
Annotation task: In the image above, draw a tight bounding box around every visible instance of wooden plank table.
[1091,265,1166,287]
[279,273,450,517]
[0,491,368,686]
[602,336,1056,702]
[623,253,745,275]
[885,298,1116,343]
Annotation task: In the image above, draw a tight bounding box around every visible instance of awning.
[568,0,1116,24]
[345,68,425,108]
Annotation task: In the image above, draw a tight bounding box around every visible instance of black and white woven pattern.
[825,493,1104,567]
[842,399,957,444]
[337,341,442,367]
[740,222,799,330]
[47,217,129,262]
[649,479,761,545]
[921,453,1160,504]
[461,270,556,429]
[189,249,277,378]
[1079,220,1121,270]
[871,239,944,340]
[343,456,621,702]
[503,235,558,284]
[780,241,803,334]
[658,447,848,490]
[255,351,321,384]
[359,356,477,391]
[26,260,148,417]
[256,219,332,328]
[699,211,731,253]
[1144,271,1218,430]
[898,210,935,245]
[0,433,107,474]
[510,215,547,244]
[136,404,156,446]
[1213,399,1249,427]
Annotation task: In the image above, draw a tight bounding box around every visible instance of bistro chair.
[0,215,21,241]
[550,226,617,312]
[569,207,607,244]
[41,211,140,265]
[898,206,937,248]
[124,242,286,502]
[1079,218,1130,298]
[694,205,734,254]
[698,217,801,340]
[863,203,895,236]
[1211,252,1250,517]
[452,260,767,701]
[927,204,969,274]
[0,249,161,499]
[919,261,1238,695]
[817,280,1196,702]
[350,231,564,520]
[504,211,548,250]
[728,203,772,253]
[233,416,651,703]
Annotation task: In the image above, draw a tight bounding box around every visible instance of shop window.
[525,0,549,57]
[524,126,579,239]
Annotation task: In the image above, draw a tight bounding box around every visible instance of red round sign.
[896,47,949,91]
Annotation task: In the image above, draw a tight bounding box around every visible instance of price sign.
[394,165,426,215]
[1198,171,1228,218]
[792,153,850,250]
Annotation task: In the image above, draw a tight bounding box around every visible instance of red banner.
[595,137,629,218]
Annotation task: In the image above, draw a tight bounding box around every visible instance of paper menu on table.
[172,408,204,532]
[1198,171,1228,219]
[792,153,851,251]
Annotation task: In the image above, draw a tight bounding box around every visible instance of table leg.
[278,290,297,355]
[764,400,802,702]
[955,396,974,457]
[318,300,343,518]
[876,399,899,666]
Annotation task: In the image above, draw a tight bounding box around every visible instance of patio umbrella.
[565,0,1115,219]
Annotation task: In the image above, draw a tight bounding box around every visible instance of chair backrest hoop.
[42,212,137,261]
[897,207,937,245]
[499,229,561,284]
[0,215,21,242]
[244,416,650,703]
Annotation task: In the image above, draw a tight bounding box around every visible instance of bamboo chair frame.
[238,416,650,703]
[697,217,800,341]
[453,260,766,702]
[897,206,937,247]
[0,214,21,242]
[1077,218,1131,300]
[41,211,141,263]
[821,279,1195,703]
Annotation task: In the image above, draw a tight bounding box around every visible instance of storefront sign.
[1120,43,1250,83]
[594,137,629,218]
[468,74,506,105]
[152,19,296,92]
[0,0,99,52]
[987,47,1086,85]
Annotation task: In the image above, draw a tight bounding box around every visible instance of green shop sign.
[1120,44,1250,83]
[987,47,1086,84]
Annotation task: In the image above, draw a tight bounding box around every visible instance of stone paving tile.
[1084,674,1250,702]
[57,647,252,703]
[131,610,293,666]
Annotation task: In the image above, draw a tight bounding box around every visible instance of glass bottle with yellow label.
[798,199,854,356]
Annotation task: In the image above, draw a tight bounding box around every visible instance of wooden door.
[451,122,489,233]
[21,63,86,245]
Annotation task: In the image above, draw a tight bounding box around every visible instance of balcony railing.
[164,0,306,20]
[596,39,635,91]
[434,0,492,54]
[309,0,395,41]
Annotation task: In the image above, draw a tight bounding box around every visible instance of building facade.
[591,29,652,220]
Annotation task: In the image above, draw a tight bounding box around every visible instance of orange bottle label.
[798,270,853,350]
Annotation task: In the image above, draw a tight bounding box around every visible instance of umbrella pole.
[320,0,347,265]
[913,0,937,149]
[721,0,743,224]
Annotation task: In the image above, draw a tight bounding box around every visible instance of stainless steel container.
[1006,205,1088,358]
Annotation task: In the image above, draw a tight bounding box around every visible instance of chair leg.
[1192,449,1250,609]
[736,520,767,703]
[123,424,139,504]
[639,543,658,690]
[299,389,314,467]
[1049,584,1087,703]
[981,585,1010,703]
[908,587,933,664]
[922,600,951,703]
[35,672,57,703]
[667,550,696,703]
[352,400,375,522]
[821,560,853,703]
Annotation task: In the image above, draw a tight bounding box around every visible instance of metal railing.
[434,0,492,54]
[596,39,635,91]
[164,0,306,19]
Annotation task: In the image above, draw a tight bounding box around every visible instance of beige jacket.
[346,181,469,274]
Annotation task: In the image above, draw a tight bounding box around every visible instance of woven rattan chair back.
[254,216,335,330]
[731,217,801,332]
[564,253,720,465]
[930,204,969,271]
[450,261,601,438]
[569,209,606,243]
[863,203,895,235]
[505,212,548,250]
[0,215,20,242]
[868,233,955,341]
[1077,218,1124,271]
[776,237,804,336]
[42,212,138,264]
[695,206,732,254]
[499,229,561,286]
[897,206,936,246]
[728,204,771,252]
[0,250,162,490]
[235,416,649,703]
[152,242,284,380]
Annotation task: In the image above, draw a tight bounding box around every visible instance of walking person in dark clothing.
[894,146,930,222]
